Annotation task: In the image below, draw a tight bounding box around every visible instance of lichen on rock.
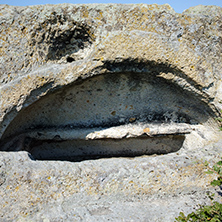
[0,3,222,221]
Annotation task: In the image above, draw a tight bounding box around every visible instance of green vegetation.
[175,203,222,222]
[175,160,222,222]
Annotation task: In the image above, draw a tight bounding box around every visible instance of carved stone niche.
[0,61,220,161]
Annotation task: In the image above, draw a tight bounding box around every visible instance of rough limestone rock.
[0,3,222,221]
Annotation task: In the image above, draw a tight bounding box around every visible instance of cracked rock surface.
[0,3,222,221]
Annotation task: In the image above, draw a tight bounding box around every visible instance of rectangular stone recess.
[29,135,185,161]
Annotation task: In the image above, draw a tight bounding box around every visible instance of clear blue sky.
[1,0,222,13]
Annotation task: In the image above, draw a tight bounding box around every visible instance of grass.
[175,159,222,222]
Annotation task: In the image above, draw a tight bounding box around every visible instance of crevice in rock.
[28,135,185,162]
[0,122,192,162]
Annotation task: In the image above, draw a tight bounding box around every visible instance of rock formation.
[0,3,222,221]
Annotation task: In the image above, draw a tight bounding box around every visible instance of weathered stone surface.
[0,3,222,221]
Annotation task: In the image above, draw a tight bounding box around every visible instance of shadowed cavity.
[0,71,214,161]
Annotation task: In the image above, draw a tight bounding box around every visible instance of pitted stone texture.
[0,4,222,137]
[1,141,222,221]
[1,4,222,222]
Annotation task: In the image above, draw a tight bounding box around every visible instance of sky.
[1,0,222,13]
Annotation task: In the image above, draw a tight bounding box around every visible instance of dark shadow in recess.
[66,57,75,63]
[27,135,185,162]
[1,60,218,163]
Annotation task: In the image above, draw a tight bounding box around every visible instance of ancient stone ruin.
[0,3,222,221]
